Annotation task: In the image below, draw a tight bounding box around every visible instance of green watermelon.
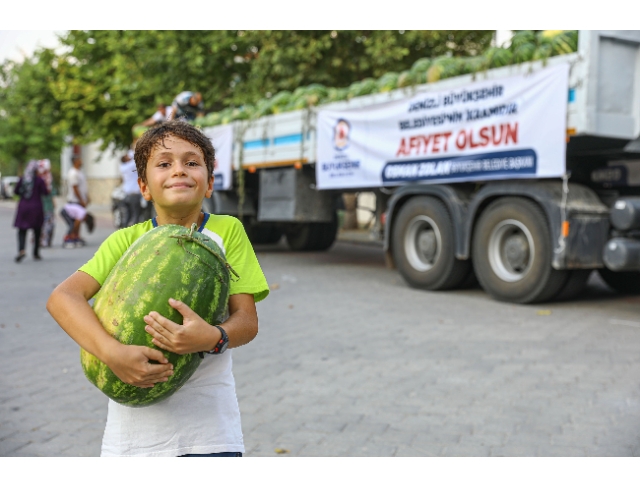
[80,223,235,407]
[376,72,399,92]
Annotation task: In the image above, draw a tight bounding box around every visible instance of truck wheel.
[247,224,283,245]
[285,223,313,251]
[597,268,640,294]
[308,213,339,251]
[284,212,338,251]
[113,204,130,229]
[472,197,568,304]
[555,270,592,301]
[392,196,469,290]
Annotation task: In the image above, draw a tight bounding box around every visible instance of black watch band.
[205,325,229,355]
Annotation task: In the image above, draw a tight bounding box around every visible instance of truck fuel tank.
[610,198,640,231]
[603,237,640,271]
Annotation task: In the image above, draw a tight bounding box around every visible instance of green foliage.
[196,30,579,128]
[51,30,251,149]
[8,30,582,156]
[0,48,65,180]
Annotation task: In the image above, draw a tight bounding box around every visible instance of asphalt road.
[1,200,639,456]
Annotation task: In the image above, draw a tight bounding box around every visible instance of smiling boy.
[47,121,269,457]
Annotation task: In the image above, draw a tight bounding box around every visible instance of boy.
[47,120,269,457]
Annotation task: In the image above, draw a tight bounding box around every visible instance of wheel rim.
[404,215,442,272]
[488,219,535,282]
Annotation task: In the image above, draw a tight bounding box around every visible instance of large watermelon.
[81,223,235,407]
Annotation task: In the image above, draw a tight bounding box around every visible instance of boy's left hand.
[144,298,219,355]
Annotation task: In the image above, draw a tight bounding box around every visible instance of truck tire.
[555,269,592,301]
[597,268,640,294]
[247,224,283,245]
[472,197,568,304]
[392,196,470,290]
[308,213,339,251]
[285,214,338,251]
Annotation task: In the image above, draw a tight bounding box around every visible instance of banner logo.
[334,119,351,150]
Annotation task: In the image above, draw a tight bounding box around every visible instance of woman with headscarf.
[13,160,49,262]
[38,159,57,248]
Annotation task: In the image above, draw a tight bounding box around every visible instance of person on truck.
[137,103,173,128]
[132,104,175,143]
[170,91,204,121]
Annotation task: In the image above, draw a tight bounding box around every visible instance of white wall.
[61,141,122,181]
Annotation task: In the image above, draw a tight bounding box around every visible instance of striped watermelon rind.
[81,223,233,407]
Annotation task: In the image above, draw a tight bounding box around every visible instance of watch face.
[219,341,229,353]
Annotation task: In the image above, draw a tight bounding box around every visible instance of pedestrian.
[62,155,91,248]
[170,91,204,121]
[47,120,269,457]
[38,159,57,248]
[118,149,145,226]
[13,160,49,262]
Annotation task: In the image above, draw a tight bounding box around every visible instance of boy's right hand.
[106,344,174,388]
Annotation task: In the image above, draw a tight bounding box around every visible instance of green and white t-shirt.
[79,214,269,457]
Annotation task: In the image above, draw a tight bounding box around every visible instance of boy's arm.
[47,271,175,388]
[143,293,258,355]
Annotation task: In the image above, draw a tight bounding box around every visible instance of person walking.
[13,160,49,262]
[38,159,57,248]
[62,156,91,248]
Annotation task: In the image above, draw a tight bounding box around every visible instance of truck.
[200,30,640,304]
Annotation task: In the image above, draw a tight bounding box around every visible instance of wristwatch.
[206,325,229,355]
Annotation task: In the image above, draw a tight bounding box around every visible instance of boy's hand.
[107,344,174,388]
[144,298,220,355]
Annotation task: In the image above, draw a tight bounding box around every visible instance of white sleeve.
[68,169,79,187]
[151,111,164,122]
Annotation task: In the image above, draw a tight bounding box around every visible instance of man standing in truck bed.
[170,91,205,121]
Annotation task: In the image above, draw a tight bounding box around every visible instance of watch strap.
[205,325,228,355]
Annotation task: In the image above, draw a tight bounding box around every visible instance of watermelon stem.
[169,225,240,281]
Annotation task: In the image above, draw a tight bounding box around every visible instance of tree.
[51,30,252,150]
[1,30,494,155]
[239,30,493,102]
[0,48,65,179]
[51,30,493,149]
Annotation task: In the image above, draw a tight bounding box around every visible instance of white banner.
[316,63,569,190]
[203,124,233,191]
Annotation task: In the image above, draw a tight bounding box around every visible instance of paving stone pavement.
[1,199,639,457]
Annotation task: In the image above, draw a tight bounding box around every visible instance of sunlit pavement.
[1,200,639,456]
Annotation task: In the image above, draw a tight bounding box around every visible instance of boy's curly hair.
[134,120,215,182]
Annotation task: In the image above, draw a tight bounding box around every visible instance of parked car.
[1,176,20,199]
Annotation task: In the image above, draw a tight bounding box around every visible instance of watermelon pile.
[196,30,578,128]
[81,223,234,407]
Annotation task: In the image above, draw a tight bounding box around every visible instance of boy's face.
[139,135,214,212]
